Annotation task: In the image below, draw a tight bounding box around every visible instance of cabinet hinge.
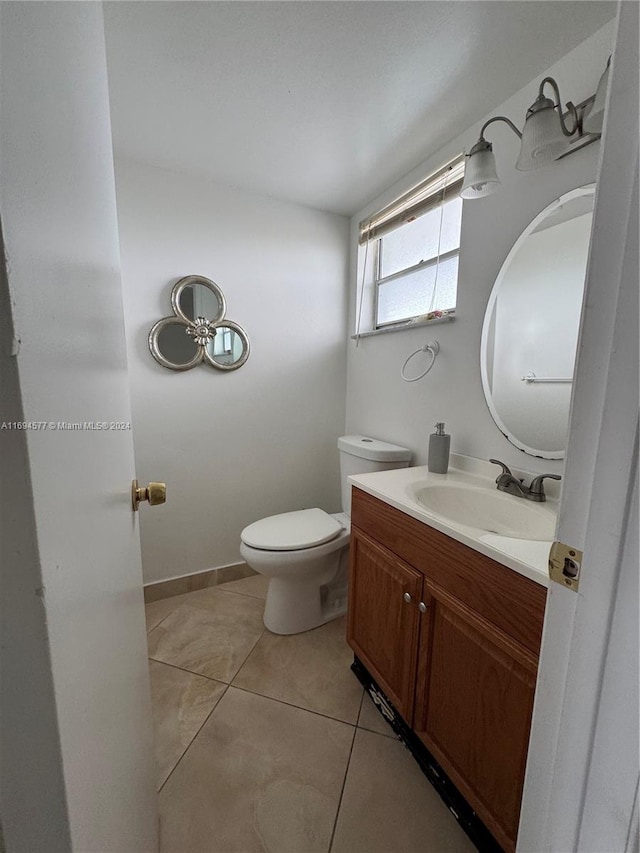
[549,540,583,592]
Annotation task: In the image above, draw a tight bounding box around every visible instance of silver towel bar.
[521,372,572,384]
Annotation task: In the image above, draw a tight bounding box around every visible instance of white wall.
[114,159,349,583]
[346,23,615,478]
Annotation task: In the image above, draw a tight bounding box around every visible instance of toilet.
[240,435,411,634]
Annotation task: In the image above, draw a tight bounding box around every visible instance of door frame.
[518,3,639,850]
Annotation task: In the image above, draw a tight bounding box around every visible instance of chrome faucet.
[489,460,561,502]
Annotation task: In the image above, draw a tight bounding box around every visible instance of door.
[518,4,639,850]
[347,527,422,721]
[0,4,158,852]
[414,583,537,853]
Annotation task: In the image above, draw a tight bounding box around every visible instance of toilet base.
[263,576,347,635]
[240,522,350,635]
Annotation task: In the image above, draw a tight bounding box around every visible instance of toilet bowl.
[240,435,411,635]
[240,510,350,635]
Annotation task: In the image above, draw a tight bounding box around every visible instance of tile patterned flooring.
[146,576,474,853]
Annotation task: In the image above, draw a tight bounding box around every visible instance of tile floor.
[146,576,475,853]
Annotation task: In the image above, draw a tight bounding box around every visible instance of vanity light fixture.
[582,56,611,134]
[459,116,521,199]
[460,64,608,200]
[515,76,577,170]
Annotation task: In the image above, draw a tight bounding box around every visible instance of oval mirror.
[149,317,203,371]
[172,275,226,326]
[481,185,595,459]
[203,322,250,370]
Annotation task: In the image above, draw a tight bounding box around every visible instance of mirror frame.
[148,317,204,371]
[202,321,251,371]
[480,184,595,459]
[148,275,250,372]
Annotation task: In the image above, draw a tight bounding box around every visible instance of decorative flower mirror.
[149,275,250,372]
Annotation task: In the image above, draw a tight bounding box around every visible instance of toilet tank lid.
[338,435,412,463]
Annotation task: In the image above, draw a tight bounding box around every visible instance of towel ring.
[401,341,440,382]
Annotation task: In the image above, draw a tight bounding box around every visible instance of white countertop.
[349,455,556,587]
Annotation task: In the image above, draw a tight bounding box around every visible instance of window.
[359,155,465,330]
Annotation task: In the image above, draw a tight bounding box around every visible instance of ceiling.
[104,1,615,216]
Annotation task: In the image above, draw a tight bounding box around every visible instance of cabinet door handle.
[403,592,412,603]
[418,601,429,613]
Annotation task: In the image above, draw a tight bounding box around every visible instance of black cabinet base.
[351,656,505,853]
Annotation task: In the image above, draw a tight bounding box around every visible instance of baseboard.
[143,562,256,603]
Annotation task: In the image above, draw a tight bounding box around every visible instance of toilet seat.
[240,508,343,552]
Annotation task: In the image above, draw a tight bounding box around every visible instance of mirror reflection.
[481,185,594,459]
[206,326,247,367]
[176,281,224,325]
[155,320,200,368]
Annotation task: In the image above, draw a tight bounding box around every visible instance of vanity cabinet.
[347,488,547,853]
[348,529,422,720]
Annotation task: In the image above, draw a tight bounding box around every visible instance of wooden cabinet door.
[347,527,422,722]
[414,582,538,853]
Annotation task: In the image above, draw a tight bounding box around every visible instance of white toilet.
[240,435,411,634]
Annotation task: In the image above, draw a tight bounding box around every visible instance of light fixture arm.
[479,115,523,141]
[538,76,579,137]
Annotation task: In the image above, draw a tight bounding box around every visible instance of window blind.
[358,154,465,245]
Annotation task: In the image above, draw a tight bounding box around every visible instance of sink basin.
[413,483,556,541]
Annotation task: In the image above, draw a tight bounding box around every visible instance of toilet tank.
[338,435,412,517]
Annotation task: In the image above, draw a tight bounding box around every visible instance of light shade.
[460,140,501,199]
[583,59,610,134]
[516,97,569,170]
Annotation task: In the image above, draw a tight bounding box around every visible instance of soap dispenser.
[428,422,450,474]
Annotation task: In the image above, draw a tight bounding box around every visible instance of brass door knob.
[131,479,166,511]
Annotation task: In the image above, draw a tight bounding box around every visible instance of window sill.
[351,310,456,340]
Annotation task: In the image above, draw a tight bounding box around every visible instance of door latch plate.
[549,540,583,592]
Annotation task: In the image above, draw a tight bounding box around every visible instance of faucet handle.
[529,473,562,500]
[489,459,514,479]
